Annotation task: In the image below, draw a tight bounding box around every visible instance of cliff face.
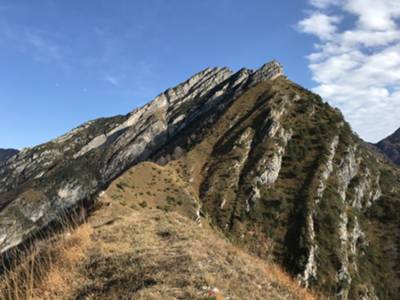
[0,60,399,299]
[0,61,283,254]
[0,149,19,165]
[375,128,400,165]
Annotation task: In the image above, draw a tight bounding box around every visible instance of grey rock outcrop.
[1,58,399,299]
[0,60,284,254]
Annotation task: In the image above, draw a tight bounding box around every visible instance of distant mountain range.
[375,128,400,165]
[0,148,19,164]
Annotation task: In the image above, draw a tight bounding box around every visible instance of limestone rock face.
[0,61,283,254]
[1,59,399,299]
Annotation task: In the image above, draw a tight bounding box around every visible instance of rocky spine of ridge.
[375,127,400,165]
[0,60,284,254]
[1,59,400,299]
[0,149,19,165]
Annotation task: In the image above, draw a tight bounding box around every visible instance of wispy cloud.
[0,18,145,92]
[104,74,120,86]
[0,20,64,63]
[298,0,400,142]
[25,32,63,62]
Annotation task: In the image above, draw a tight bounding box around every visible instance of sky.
[0,0,399,149]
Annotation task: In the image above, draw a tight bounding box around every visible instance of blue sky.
[1,0,399,148]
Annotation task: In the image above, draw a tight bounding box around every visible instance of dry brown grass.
[107,161,200,220]
[269,264,316,300]
[0,155,318,299]
[0,221,92,300]
[0,198,316,300]
[76,186,317,300]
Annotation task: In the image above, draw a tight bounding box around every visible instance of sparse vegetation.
[1,177,316,299]
[139,201,148,208]
[2,74,399,299]
[0,211,91,300]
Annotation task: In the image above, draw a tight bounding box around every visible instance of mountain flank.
[375,128,400,165]
[0,149,18,165]
[1,164,314,299]
[1,60,400,299]
[0,61,283,254]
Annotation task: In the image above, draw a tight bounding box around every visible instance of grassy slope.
[0,161,315,300]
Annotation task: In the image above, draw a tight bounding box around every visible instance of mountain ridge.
[149,76,400,299]
[1,60,399,299]
[0,60,284,253]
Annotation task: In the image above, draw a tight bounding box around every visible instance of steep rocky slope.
[0,149,18,165]
[375,128,400,165]
[150,78,400,299]
[0,61,282,254]
[0,60,399,299]
[1,169,314,299]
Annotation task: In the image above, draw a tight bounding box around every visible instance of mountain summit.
[0,60,284,253]
[0,60,399,299]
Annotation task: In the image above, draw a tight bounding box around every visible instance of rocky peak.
[2,59,397,299]
[0,60,284,254]
[386,127,400,142]
[162,67,233,104]
[249,59,284,84]
[375,127,400,165]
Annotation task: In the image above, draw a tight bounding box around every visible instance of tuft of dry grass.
[0,220,92,300]
[268,264,316,300]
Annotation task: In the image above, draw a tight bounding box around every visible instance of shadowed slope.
[376,128,400,165]
[0,149,18,165]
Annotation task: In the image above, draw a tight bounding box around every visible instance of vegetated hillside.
[0,61,399,299]
[0,149,18,165]
[375,128,400,165]
[0,164,315,300]
[150,77,400,300]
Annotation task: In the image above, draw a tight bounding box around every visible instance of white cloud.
[341,29,400,47]
[299,0,400,142]
[298,13,341,40]
[344,0,400,30]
